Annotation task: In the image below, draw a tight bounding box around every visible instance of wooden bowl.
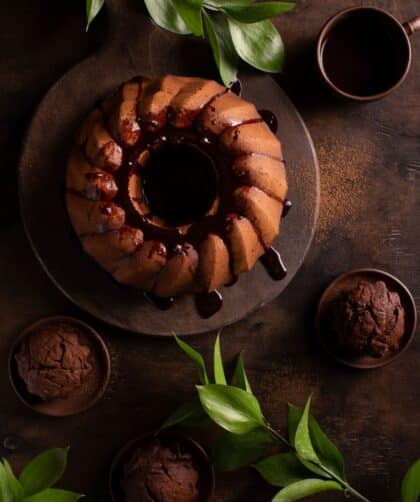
[109,430,215,502]
[9,316,111,416]
[316,269,417,369]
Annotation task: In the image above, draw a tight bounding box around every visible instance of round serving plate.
[18,1,319,335]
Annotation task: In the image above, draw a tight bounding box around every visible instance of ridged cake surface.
[66,75,288,297]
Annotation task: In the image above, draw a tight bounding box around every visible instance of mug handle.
[404,16,420,35]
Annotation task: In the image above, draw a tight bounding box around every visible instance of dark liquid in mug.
[321,10,409,97]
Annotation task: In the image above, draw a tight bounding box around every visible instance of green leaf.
[289,403,327,478]
[306,414,345,479]
[174,334,209,384]
[85,0,104,31]
[288,403,301,445]
[272,479,343,502]
[2,459,24,501]
[224,2,295,23]
[212,428,274,471]
[254,452,313,487]
[288,404,345,479]
[22,489,83,502]
[294,397,320,464]
[232,352,252,393]
[19,448,69,498]
[197,384,265,434]
[0,463,13,502]
[203,11,238,86]
[213,332,227,385]
[173,0,204,36]
[205,0,254,7]
[228,18,285,72]
[402,459,420,502]
[161,397,209,429]
[289,403,326,479]
[144,0,192,35]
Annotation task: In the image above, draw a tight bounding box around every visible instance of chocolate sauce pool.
[142,143,218,226]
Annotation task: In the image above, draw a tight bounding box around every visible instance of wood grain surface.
[0,1,419,501]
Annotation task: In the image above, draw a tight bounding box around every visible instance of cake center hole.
[142,143,218,227]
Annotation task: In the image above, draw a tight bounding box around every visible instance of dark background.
[0,1,419,500]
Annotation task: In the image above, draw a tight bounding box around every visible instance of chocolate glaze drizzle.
[195,290,223,319]
[282,199,292,218]
[230,80,242,96]
[79,78,291,318]
[258,109,278,134]
[260,247,287,281]
[144,292,175,311]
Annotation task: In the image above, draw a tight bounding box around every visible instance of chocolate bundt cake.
[66,75,288,300]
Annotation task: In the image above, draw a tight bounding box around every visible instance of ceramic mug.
[316,7,420,102]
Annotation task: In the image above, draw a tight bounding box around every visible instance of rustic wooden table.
[0,1,418,501]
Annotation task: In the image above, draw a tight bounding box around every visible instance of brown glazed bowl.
[9,316,111,417]
[316,269,417,369]
[316,7,420,102]
[109,430,215,502]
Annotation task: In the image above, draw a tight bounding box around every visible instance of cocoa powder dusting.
[316,139,373,242]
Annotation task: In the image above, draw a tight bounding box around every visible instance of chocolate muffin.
[15,322,92,401]
[122,436,202,502]
[329,280,405,357]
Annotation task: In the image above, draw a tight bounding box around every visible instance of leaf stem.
[316,465,371,502]
[265,423,370,502]
[265,423,292,449]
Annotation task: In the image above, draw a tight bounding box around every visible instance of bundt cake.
[66,75,288,305]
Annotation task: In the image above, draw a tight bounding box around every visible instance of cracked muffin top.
[15,322,92,400]
[328,280,405,357]
[123,436,202,502]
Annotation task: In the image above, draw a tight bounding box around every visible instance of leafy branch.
[163,332,371,501]
[0,448,83,502]
[86,0,295,86]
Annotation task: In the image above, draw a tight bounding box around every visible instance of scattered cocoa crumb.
[316,139,374,242]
